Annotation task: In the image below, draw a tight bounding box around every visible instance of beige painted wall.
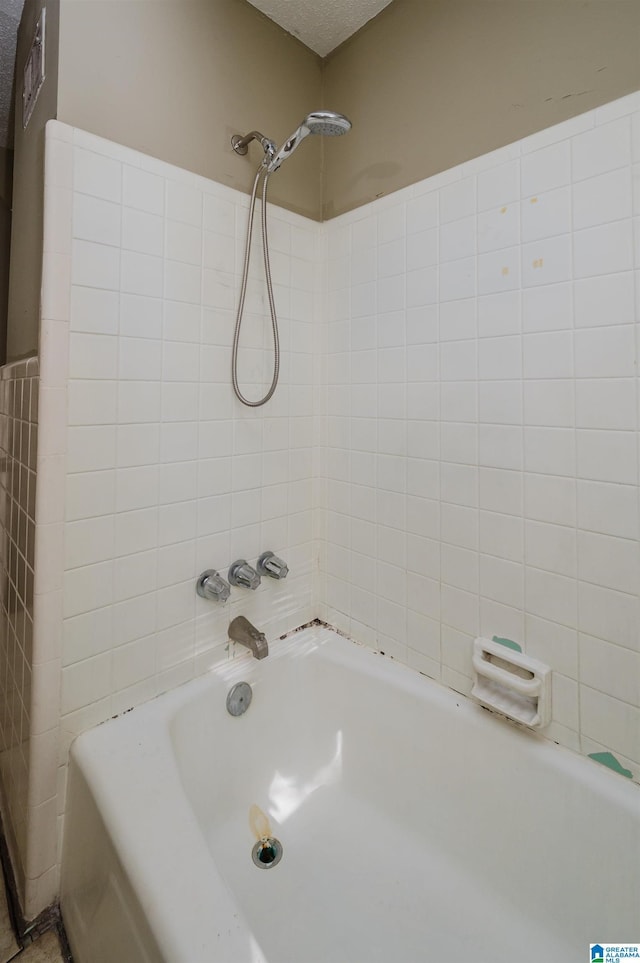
[57,0,323,219]
[0,148,12,209]
[322,0,640,217]
[6,0,59,362]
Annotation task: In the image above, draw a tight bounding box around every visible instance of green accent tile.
[492,635,522,653]
[588,751,633,779]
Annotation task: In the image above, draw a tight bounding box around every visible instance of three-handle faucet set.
[195,552,289,659]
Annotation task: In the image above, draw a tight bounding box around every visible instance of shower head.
[266,110,352,173]
[303,110,352,137]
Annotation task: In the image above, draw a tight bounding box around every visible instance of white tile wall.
[56,122,318,702]
[321,90,640,783]
[0,358,40,911]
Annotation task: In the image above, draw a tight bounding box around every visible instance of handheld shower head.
[302,110,352,137]
[266,110,352,173]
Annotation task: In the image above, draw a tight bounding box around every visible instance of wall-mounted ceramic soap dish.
[471,637,551,729]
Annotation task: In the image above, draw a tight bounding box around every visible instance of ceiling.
[246,0,394,57]
[0,0,23,149]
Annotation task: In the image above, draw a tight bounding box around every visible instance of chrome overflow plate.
[226,681,253,717]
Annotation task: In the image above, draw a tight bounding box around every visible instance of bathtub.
[61,622,640,963]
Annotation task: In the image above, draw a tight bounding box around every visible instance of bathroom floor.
[0,874,67,963]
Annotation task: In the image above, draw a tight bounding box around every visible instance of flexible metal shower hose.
[231,164,280,407]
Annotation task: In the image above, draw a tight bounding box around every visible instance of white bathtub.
[61,623,640,963]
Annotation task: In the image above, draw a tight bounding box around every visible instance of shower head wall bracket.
[231,130,276,160]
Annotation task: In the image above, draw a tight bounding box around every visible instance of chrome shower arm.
[231,130,276,159]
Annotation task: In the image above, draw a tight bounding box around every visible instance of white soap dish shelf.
[471,637,551,729]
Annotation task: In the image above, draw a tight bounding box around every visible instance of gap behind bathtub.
[0,813,71,962]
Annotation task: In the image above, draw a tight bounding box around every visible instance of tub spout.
[229,616,269,659]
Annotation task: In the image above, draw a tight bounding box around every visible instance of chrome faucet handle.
[256,551,289,580]
[228,559,261,590]
[196,570,231,603]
